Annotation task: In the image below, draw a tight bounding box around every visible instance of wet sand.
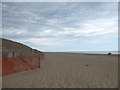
[2,52,118,88]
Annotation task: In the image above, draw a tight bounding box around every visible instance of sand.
[2,53,118,88]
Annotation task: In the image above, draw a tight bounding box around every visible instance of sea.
[66,51,120,55]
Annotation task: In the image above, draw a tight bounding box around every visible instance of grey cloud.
[2,2,118,50]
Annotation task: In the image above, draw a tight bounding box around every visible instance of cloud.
[2,0,119,2]
[3,28,28,36]
[2,2,118,51]
[17,38,66,47]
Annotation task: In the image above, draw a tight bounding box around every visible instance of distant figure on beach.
[108,52,112,55]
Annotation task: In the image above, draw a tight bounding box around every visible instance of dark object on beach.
[108,53,112,55]
[85,64,88,66]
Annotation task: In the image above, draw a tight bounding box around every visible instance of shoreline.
[45,52,120,56]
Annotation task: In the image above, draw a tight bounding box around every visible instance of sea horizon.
[45,51,120,54]
[66,51,120,55]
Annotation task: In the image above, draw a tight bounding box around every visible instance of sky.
[2,0,119,2]
[2,2,118,52]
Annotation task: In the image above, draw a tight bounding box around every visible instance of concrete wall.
[4,52,20,57]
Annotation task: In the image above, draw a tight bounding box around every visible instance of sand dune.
[2,53,118,88]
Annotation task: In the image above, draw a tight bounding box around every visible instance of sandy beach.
[2,52,118,88]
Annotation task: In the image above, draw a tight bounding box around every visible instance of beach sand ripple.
[2,53,118,88]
